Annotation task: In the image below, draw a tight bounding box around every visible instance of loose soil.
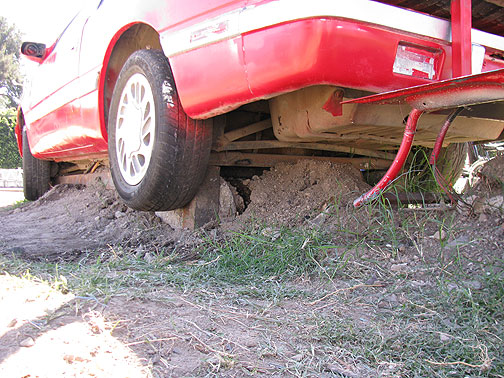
[0,183,201,262]
[0,158,503,377]
[240,160,370,225]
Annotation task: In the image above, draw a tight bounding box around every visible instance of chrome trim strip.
[160,0,504,57]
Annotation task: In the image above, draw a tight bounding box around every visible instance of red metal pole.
[353,109,423,208]
[429,108,464,165]
[451,0,472,77]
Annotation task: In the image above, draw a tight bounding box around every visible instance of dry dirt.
[0,183,202,263]
[0,160,370,262]
[240,160,370,225]
[0,158,503,377]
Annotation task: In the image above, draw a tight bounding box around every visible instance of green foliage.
[0,16,22,108]
[195,226,337,286]
[399,144,468,193]
[0,108,22,168]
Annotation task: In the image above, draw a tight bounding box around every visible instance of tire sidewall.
[108,50,177,204]
[22,128,51,200]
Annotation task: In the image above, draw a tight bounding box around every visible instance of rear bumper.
[163,0,504,119]
[161,0,504,56]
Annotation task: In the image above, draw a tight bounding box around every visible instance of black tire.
[22,128,51,200]
[108,49,212,211]
[435,142,468,186]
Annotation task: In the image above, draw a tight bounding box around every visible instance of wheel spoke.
[140,87,149,110]
[137,136,151,160]
[130,83,137,104]
[121,153,127,173]
[141,114,152,139]
[118,139,124,159]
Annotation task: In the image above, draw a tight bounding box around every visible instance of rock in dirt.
[19,337,35,347]
[290,353,304,362]
[430,230,447,241]
[155,210,183,229]
[390,263,408,273]
[243,339,258,348]
[7,319,17,328]
[261,227,281,241]
[446,236,470,248]
[219,179,237,219]
[308,209,330,227]
[462,280,483,290]
[115,210,126,219]
[478,156,504,188]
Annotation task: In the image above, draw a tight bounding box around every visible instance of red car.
[17,0,504,210]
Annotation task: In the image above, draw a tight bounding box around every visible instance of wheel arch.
[99,23,163,141]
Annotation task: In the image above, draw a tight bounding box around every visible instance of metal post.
[451,0,472,77]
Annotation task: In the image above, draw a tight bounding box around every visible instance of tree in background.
[0,16,22,109]
[0,108,21,168]
[0,17,23,168]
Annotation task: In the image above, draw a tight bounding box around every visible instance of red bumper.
[170,17,504,119]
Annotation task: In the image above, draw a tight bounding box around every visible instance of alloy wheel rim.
[115,73,155,186]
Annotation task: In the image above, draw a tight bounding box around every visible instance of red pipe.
[429,108,464,165]
[353,108,423,208]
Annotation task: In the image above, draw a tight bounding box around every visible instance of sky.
[2,0,85,45]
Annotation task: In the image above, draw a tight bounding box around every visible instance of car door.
[24,0,103,157]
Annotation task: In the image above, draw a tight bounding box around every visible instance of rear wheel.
[402,143,468,191]
[435,142,468,186]
[22,128,51,200]
[108,49,212,211]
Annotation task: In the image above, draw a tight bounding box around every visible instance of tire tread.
[108,49,212,211]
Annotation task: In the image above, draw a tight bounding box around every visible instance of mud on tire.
[108,49,212,211]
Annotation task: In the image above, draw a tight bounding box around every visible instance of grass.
[1,195,503,377]
[194,225,339,284]
[316,269,503,377]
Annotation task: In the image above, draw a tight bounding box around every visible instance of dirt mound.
[0,183,199,262]
[477,155,504,191]
[460,156,504,218]
[237,160,370,225]
[0,160,372,260]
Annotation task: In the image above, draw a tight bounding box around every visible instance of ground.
[0,188,24,208]
[0,158,503,377]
